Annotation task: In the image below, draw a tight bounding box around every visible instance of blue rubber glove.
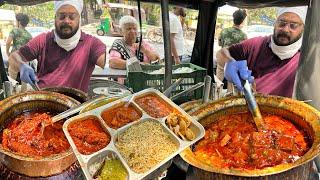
[19,63,38,85]
[225,60,254,91]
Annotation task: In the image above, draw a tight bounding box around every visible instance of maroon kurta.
[228,36,300,97]
[18,31,106,92]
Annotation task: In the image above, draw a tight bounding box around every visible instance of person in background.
[6,13,32,57]
[169,7,185,64]
[216,9,247,91]
[178,8,187,29]
[109,15,159,70]
[9,0,106,93]
[6,13,33,91]
[216,6,307,97]
[218,9,247,48]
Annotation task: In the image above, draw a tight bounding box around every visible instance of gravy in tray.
[68,117,111,155]
[135,94,173,118]
[101,103,141,129]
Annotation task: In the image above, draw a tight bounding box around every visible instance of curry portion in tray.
[68,116,111,155]
[135,94,174,118]
[101,103,142,129]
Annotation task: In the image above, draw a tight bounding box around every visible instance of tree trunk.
[82,3,89,25]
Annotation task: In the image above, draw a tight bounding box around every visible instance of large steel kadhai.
[0,91,80,177]
[180,95,320,179]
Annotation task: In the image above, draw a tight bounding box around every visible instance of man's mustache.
[276,32,290,40]
[60,24,72,31]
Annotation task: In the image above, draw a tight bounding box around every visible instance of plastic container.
[126,63,206,101]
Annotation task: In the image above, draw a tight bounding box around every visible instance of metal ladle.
[30,81,40,91]
[241,79,265,130]
[223,49,265,130]
[42,95,106,128]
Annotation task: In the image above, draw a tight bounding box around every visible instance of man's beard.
[55,23,79,39]
[273,29,302,46]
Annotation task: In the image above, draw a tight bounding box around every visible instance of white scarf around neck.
[54,29,81,51]
[270,36,302,60]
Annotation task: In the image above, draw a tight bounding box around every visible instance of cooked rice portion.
[115,120,178,173]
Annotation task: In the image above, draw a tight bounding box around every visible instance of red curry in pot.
[68,117,110,155]
[1,112,69,158]
[101,103,142,129]
[194,112,310,169]
[135,94,173,118]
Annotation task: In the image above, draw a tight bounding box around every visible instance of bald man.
[9,0,106,92]
[216,6,308,97]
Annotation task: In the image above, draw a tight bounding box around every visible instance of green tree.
[247,7,277,25]
[2,2,55,28]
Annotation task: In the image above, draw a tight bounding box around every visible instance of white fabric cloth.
[270,36,303,60]
[54,29,81,51]
[169,12,184,56]
[277,6,308,23]
[54,0,83,14]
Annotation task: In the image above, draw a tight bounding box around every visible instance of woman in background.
[109,15,159,70]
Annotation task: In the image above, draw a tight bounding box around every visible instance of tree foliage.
[2,2,55,27]
[247,7,277,25]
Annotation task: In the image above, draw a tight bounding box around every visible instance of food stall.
[1,0,320,179]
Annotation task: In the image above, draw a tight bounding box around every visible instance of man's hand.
[225,60,254,91]
[174,56,181,64]
[19,63,38,85]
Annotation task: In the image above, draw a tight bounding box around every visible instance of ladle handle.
[241,79,265,130]
[202,75,212,103]
[30,80,40,91]
[50,95,105,125]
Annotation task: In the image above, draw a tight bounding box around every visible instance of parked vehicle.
[244,24,273,39]
[25,26,49,38]
[97,3,146,36]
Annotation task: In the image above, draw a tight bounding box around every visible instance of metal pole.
[293,1,320,109]
[160,0,172,90]
[0,46,9,84]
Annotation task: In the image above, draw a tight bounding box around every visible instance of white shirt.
[169,12,184,56]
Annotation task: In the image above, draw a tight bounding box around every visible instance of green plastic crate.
[127,63,206,101]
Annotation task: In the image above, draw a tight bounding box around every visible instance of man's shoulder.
[10,28,24,35]
[81,31,104,43]
[27,30,52,44]
[221,27,234,32]
[81,31,96,39]
[246,35,270,44]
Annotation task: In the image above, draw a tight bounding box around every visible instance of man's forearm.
[6,37,12,56]
[216,48,234,64]
[9,52,25,71]
[170,35,179,58]
[6,47,10,57]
